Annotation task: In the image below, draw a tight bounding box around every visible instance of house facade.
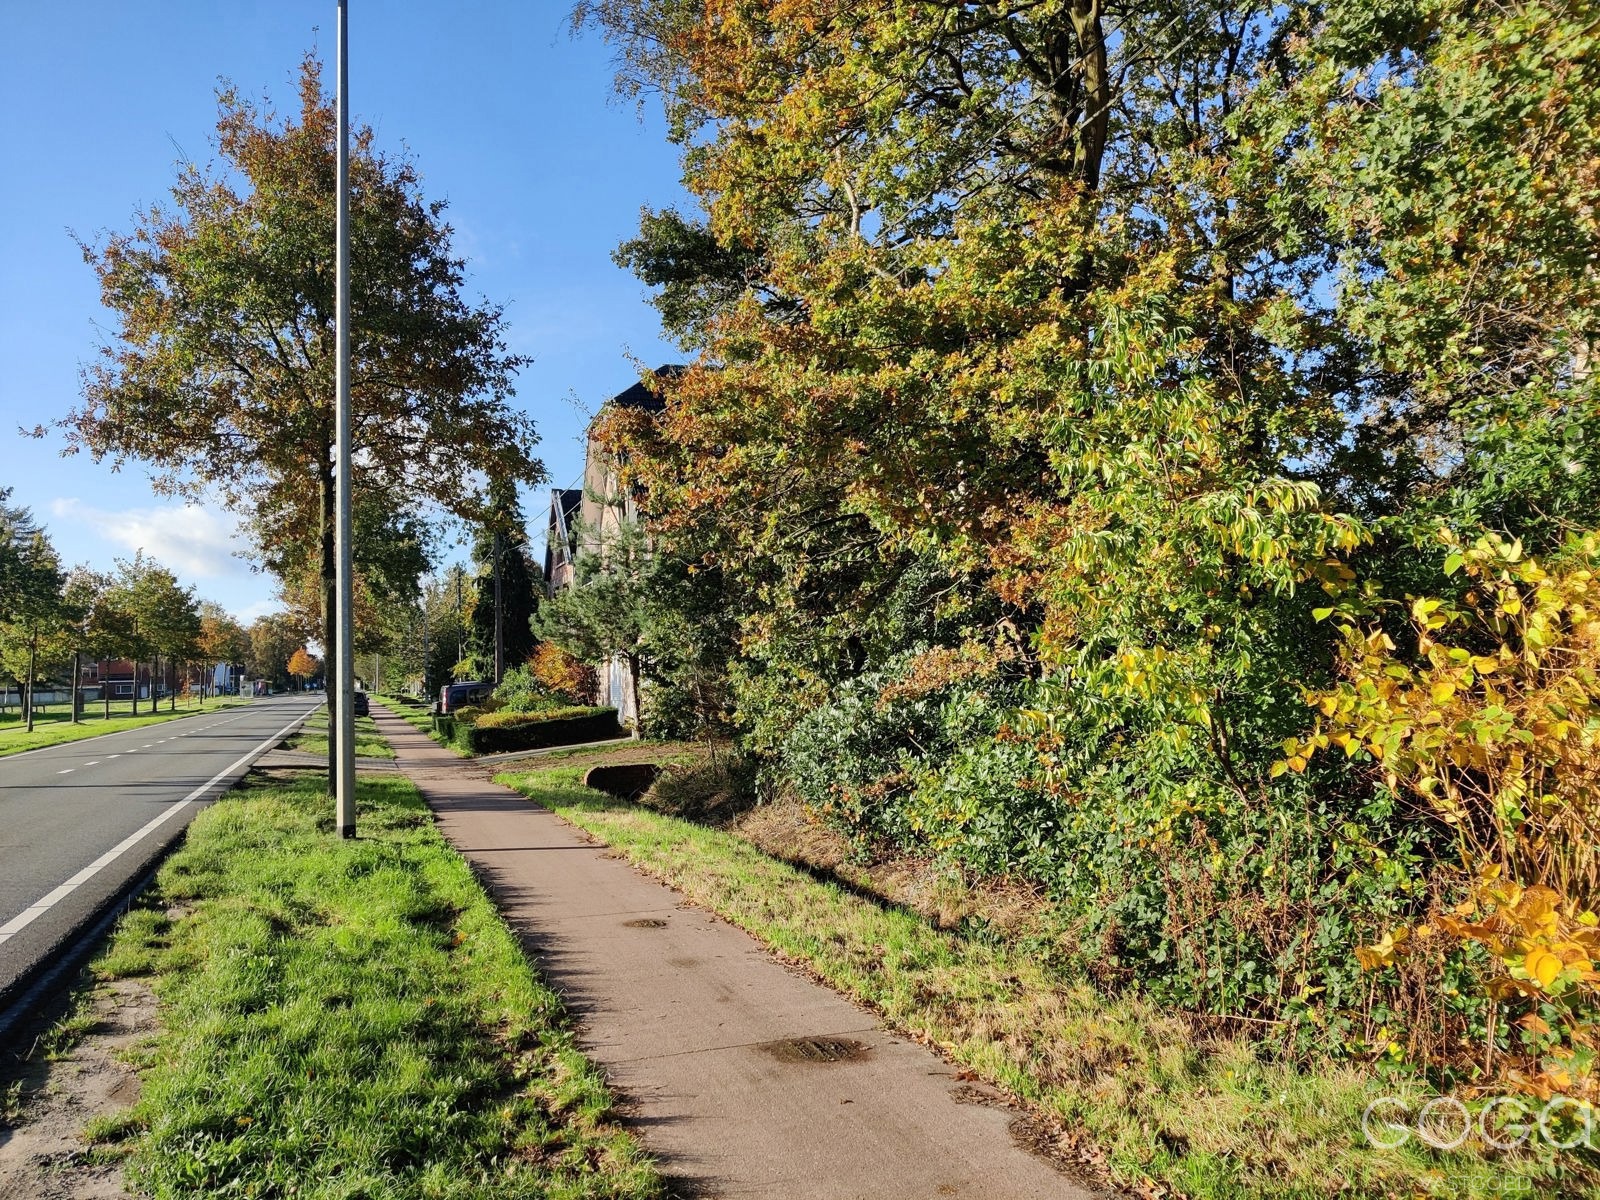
[544,366,683,729]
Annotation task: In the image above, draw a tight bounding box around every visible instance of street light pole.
[334,0,357,838]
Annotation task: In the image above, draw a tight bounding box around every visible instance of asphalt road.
[0,694,322,1005]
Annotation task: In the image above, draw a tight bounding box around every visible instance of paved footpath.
[371,707,1098,1200]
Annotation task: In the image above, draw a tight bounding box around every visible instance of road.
[0,694,322,1007]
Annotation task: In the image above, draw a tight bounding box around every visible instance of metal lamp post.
[334,0,357,837]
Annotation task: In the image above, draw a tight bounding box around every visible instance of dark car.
[437,681,493,714]
[353,692,370,717]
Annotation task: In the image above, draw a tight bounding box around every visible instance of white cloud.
[49,498,251,580]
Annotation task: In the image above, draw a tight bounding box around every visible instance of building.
[543,488,582,593]
[544,366,684,728]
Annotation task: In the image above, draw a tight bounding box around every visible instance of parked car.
[353,691,369,717]
[437,681,493,714]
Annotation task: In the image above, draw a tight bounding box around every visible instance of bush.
[530,643,597,705]
[491,665,566,714]
[448,707,620,754]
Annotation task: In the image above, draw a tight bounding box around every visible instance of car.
[353,692,369,716]
[437,681,493,714]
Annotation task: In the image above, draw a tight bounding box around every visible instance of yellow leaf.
[1525,949,1562,989]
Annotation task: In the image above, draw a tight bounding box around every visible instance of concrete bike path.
[370,708,1098,1200]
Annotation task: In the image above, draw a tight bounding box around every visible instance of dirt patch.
[0,979,157,1200]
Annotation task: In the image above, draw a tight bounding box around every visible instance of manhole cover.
[623,918,667,928]
[762,1037,868,1063]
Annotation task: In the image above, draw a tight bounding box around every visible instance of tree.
[465,488,540,683]
[0,489,44,626]
[198,602,250,696]
[536,521,650,731]
[49,55,543,775]
[105,554,200,715]
[287,648,320,690]
[0,507,74,732]
[247,612,307,691]
[583,0,1600,1071]
[62,568,140,719]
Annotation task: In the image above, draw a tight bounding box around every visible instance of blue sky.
[0,0,688,623]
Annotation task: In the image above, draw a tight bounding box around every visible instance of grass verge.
[0,697,250,758]
[374,695,468,756]
[90,770,659,1199]
[497,757,1594,1200]
[289,706,396,759]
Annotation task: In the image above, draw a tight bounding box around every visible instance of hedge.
[447,707,622,755]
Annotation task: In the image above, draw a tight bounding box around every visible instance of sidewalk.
[371,706,1100,1200]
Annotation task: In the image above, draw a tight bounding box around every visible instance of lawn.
[83,770,660,1200]
[288,706,397,759]
[0,696,252,759]
[498,754,1594,1200]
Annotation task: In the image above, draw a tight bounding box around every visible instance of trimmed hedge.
[448,707,621,755]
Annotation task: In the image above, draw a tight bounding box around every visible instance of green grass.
[289,706,397,759]
[91,770,660,1200]
[0,696,251,758]
[497,758,1596,1200]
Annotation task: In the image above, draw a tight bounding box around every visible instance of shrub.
[492,664,566,714]
[530,643,596,705]
[1287,531,1600,1096]
[448,707,620,755]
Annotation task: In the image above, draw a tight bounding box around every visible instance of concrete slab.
[371,705,1102,1200]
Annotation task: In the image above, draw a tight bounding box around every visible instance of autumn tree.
[198,602,250,696]
[585,0,1600,1073]
[247,612,307,691]
[50,54,543,767]
[287,647,320,690]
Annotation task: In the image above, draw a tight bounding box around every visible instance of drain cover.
[623,918,668,928]
[762,1037,868,1063]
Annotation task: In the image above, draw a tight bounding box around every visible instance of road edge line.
[0,704,321,946]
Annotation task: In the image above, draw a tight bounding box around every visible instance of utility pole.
[493,530,504,684]
[333,0,357,838]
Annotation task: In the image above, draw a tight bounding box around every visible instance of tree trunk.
[103,660,110,719]
[320,460,338,792]
[627,651,643,740]
[71,650,81,724]
[25,633,38,734]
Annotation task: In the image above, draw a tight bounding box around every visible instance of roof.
[605,365,686,416]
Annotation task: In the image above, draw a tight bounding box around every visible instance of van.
[437,681,493,714]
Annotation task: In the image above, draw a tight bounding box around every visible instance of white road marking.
[0,707,319,946]
[84,761,99,767]
[57,769,73,775]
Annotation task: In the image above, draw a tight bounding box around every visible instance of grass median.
[86,770,659,1200]
[0,696,251,759]
[288,706,396,759]
[497,757,1591,1200]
